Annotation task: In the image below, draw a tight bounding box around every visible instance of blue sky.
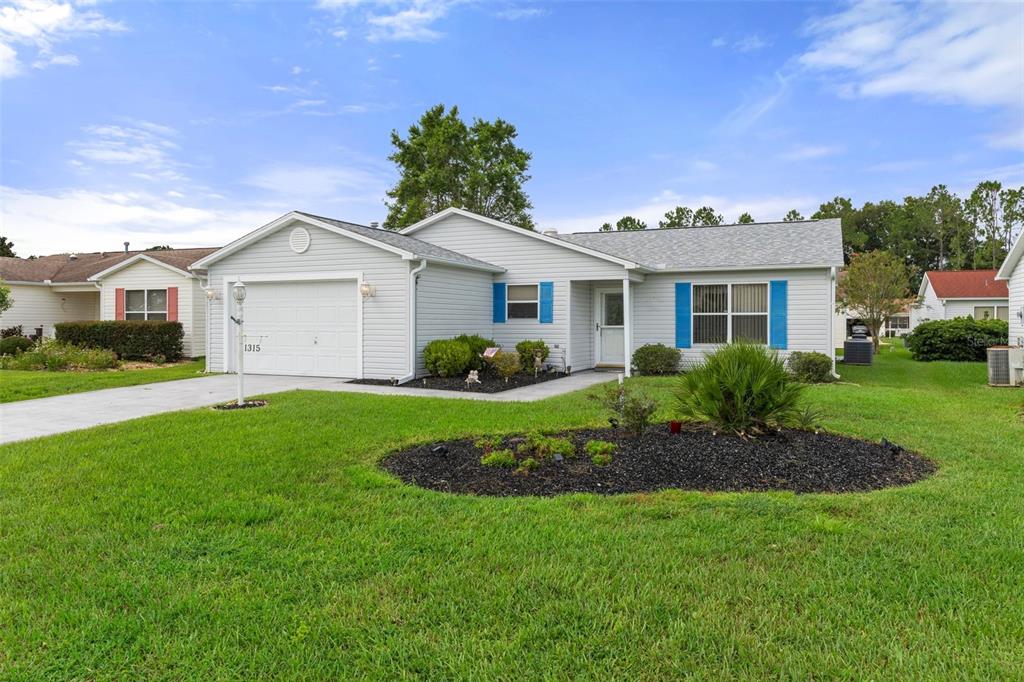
[2,0,1022,255]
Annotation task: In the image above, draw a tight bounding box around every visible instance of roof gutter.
[398,260,428,384]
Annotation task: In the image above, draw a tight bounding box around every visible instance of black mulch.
[212,399,268,411]
[351,371,569,394]
[380,424,936,496]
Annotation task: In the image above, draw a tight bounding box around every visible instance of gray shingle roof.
[296,212,504,272]
[555,219,844,270]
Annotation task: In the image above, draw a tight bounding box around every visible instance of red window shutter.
[114,288,125,320]
[167,287,179,321]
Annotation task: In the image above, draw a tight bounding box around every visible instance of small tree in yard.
[837,251,910,353]
[0,280,12,315]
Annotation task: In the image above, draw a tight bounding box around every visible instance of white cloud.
[366,1,454,42]
[543,192,816,233]
[69,121,185,180]
[495,6,548,21]
[290,65,305,75]
[263,84,306,94]
[718,71,791,135]
[0,0,126,78]
[330,27,348,38]
[0,185,279,255]
[779,145,843,162]
[711,34,770,52]
[800,1,1023,109]
[243,163,389,200]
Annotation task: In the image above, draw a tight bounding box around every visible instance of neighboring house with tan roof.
[910,270,1009,328]
[0,247,218,357]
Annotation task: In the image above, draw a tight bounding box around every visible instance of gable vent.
[289,227,311,254]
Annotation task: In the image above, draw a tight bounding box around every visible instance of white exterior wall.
[632,268,833,367]
[569,281,594,370]
[98,261,203,357]
[205,222,410,379]
[1008,259,1024,346]
[409,214,628,371]
[415,263,493,375]
[911,277,1008,324]
[943,298,1009,320]
[0,284,99,337]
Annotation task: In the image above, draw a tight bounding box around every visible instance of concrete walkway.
[0,371,614,444]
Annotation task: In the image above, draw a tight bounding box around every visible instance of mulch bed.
[351,371,569,393]
[212,399,268,411]
[381,424,936,496]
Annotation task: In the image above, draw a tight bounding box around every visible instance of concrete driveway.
[0,371,613,444]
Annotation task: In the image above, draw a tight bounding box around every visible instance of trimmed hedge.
[0,335,33,356]
[632,343,680,375]
[905,317,1008,362]
[453,334,497,371]
[515,340,550,370]
[55,320,184,361]
[423,338,473,377]
[787,351,834,383]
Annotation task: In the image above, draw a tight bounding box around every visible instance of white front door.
[232,280,358,378]
[596,289,625,365]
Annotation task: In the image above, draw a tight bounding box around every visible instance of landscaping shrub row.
[422,335,552,377]
[55,320,184,361]
[905,317,1008,362]
[0,340,118,371]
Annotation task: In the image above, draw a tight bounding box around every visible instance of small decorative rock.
[466,370,481,386]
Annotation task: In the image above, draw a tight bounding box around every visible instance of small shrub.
[592,382,659,435]
[0,325,23,338]
[490,350,521,380]
[480,449,516,468]
[675,342,804,435]
[591,453,613,467]
[1,339,118,371]
[474,435,503,453]
[517,432,577,460]
[793,405,826,432]
[787,351,834,383]
[632,343,680,375]
[584,440,616,457]
[55,320,184,361]
[516,456,540,473]
[515,340,549,371]
[423,338,473,377]
[905,317,1008,362]
[454,334,497,371]
[0,335,33,356]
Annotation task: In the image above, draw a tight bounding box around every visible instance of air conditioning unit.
[987,347,1024,387]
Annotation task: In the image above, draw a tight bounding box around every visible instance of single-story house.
[192,208,844,380]
[0,247,217,357]
[910,269,1009,328]
[996,234,1024,347]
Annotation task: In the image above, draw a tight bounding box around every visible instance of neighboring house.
[996,234,1024,347]
[910,270,1009,327]
[0,248,217,357]
[833,302,914,342]
[193,209,844,380]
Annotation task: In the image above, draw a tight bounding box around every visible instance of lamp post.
[231,280,247,406]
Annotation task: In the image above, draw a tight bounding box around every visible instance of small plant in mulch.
[212,400,268,411]
[489,351,522,382]
[480,449,516,468]
[591,382,659,435]
[515,456,540,474]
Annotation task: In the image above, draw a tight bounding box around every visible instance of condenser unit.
[987,347,1024,387]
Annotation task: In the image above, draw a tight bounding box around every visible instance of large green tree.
[383,104,534,230]
[692,206,723,226]
[783,209,804,222]
[0,237,14,258]
[736,212,755,224]
[658,206,693,229]
[615,216,647,231]
[837,250,911,353]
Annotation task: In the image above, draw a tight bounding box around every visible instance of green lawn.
[0,359,206,403]
[1,346,1022,678]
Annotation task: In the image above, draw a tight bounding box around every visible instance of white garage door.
[233,280,358,378]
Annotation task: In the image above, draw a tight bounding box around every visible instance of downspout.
[199,275,210,374]
[830,266,841,379]
[399,259,428,384]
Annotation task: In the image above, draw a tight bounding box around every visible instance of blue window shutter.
[493,283,507,323]
[539,282,554,323]
[675,282,692,348]
[770,280,788,349]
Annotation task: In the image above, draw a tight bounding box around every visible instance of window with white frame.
[973,306,995,321]
[996,306,1009,322]
[693,283,768,344]
[507,284,539,319]
[887,315,910,330]
[125,289,168,320]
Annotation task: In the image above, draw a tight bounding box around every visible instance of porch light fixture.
[232,280,247,303]
[359,282,376,298]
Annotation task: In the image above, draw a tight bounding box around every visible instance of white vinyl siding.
[0,284,99,337]
[944,298,1010,320]
[99,260,203,357]
[408,213,628,370]
[632,269,833,367]
[205,222,410,379]
[910,276,1008,325]
[415,263,493,375]
[1007,259,1024,346]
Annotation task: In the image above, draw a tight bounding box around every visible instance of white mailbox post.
[231,279,247,406]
